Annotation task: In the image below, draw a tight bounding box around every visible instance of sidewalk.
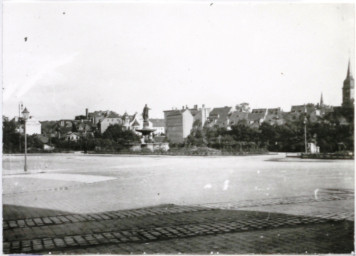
[3,198,354,254]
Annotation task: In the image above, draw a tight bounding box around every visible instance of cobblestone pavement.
[3,190,354,254]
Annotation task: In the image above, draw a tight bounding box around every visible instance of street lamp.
[22,107,30,172]
[303,109,308,154]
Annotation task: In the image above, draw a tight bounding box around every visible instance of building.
[87,110,120,125]
[100,117,123,134]
[228,111,249,126]
[25,118,41,135]
[188,105,211,127]
[164,108,194,143]
[100,111,123,134]
[150,119,165,135]
[289,104,321,123]
[342,61,354,107]
[248,108,268,127]
[264,108,285,126]
[66,132,81,142]
[206,106,233,127]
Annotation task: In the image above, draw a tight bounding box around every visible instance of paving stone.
[43,238,56,250]
[83,234,100,245]
[11,240,20,250]
[58,216,71,223]
[49,216,63,224]
[53,238,66,248]
[32,239,44,251]
[17,219,26,228]
[92,233,108,243]
[73,235,88,246]
[3,221,9,230]
[64,236,78,246]
[33,218,44,226]
[9,220,18,228]
[65,215,79,223]
[21,246,32,253]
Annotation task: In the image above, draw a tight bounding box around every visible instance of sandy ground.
[2,153,354,213]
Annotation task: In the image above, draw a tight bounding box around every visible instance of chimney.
[85,108,88,119]
[194,105,198,110]
[182,106,185,110]
[202,104,205,108]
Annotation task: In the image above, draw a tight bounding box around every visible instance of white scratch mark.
[223,180,229,191]
[314,189,319,200]
[204,183,212,189]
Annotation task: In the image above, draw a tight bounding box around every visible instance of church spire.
[347,59,352,78]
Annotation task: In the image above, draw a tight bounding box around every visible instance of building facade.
[150,119,165,135]
[164,109,194,143]
[25,118,42,135]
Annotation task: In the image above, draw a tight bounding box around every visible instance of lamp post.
[22,107,30,172]
[303,111,307,154]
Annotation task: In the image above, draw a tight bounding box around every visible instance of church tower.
[342,60,354,107]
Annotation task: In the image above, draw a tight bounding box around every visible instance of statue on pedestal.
[136,104,155,145]
[143,104,150,127]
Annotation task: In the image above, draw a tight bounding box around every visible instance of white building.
[100,117,123,134]
[25,118,41,135]
[164,108,194,143]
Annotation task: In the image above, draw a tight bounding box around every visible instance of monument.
[134,104,169,152]
[136,104,156,145]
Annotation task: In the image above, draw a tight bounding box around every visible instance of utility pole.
[18,102,23,152]
[303,105,308,154]
[304,120,307,153]
[22,107,30,172]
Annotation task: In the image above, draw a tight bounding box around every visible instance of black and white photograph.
[1,1,355,254]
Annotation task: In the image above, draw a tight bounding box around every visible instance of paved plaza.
[2,154,355,254]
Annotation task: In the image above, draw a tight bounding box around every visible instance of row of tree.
[185,108,354,153]
[3,107,354,154]
[2,120,141,153]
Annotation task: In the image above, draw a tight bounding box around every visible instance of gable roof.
[248,109,268,122]
[229,111,249,124]
[207,107,233,127]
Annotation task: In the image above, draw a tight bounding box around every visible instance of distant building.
[342,61,354,108]
[206,106,233,127]
[66,132,80,142]
[265,108,285,126]
[188,105,211,127]
[100,114,123,134]
[150,119,165,135]
[25,118,42,135]
[87,109,120,125]
[289,104,321,123]
[248,108,268,127]
[228,111,249,126]
[164,108,194,143]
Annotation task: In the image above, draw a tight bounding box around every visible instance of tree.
[3,117,20,153]
[102,124,140,150]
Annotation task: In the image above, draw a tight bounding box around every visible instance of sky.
[2,1,355,120]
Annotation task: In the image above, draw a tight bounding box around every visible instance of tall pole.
[19,103,22,152]
[24,119,27,172]
[304,117,308,154]
[304,121,307,153]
